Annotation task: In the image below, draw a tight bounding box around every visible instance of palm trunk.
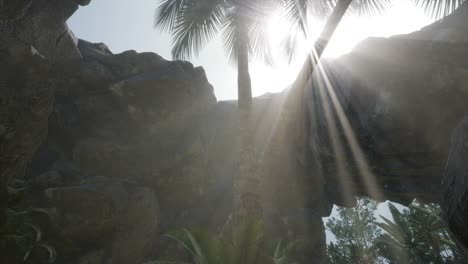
[231,25,262,224]
[260,0,354,260]
[293,0,353,93]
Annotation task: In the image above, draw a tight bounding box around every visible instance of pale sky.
[68,0,434,101]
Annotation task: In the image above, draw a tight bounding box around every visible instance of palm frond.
[348,0,392,15]
[282,0,310,35]
[413,0,466,19]
[170,0,226,60]
[248,4,276,65]
[155,220,295,264]
[155,0,191,32]
[222,7,245,64]
[229,220,264,264]
[281,29,301,63]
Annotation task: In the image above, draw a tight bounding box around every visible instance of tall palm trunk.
[232,25,263,224]
[261,0,354,260]
[230,0,353,226]
[294,0,353,93]
[263,0,354,198]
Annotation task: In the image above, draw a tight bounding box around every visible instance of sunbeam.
[312,65,357,206]
[315,60,384,202]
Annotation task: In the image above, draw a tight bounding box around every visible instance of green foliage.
[0,181,55,264]
[154,0,276,64]
[326,197,384,264]
[326,198,466,264]
[150,220,298,264]
[376,202,465,264]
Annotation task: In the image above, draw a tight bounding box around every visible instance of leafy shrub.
[148,220,298,264]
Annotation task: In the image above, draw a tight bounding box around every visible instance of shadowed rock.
[441,116,468,249]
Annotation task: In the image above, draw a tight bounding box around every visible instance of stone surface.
[1,0,90,61]
[441,116,468,249]
[0,35,51,186]
[0,0,89,192]
[28,38,219,263]
[312,37,468,206]
[45,179,159,264]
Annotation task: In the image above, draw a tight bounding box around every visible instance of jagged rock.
[1,0,90,61]
[0,0,90,190]
[28,38,220,262]
[0,35,51,187]
[441,116,468,248]
[45,179,159,264]
[311,37,468,206]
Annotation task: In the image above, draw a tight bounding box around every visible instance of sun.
[251,2,433,97]
[267,12,295,51]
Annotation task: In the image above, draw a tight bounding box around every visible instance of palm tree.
[154,0,276,222]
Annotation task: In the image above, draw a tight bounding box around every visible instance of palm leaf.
[171,0,226,60]
[222,8,245,63]
[155,0,192,32]
[348,0,392,15]
[413,0,466,19]
[282,0,310,35]
[248,1,276,65]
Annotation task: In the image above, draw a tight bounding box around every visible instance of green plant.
[0,180,55,264]
[150,220,298,264]
[326,197,384,264]
[376,202,465,264]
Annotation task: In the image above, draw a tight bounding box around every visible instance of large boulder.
[441,116,468,249]
[45,179,159,264]
[28,39,220,262]
[0,35,51,190]
[313,37,468,206]
[1,0,91,61]
[0,0,89,200]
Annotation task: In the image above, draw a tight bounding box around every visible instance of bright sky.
[68,0,434,101]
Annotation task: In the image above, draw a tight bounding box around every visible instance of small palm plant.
[149,220,298,264]
[376,202,465,264]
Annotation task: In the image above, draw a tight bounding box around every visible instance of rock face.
[314,37,468,206]
[26,39,217,263]
[0,0,89,212]
[0,35,50,187]
[45,180,159,264]
[0,0,85,60]
[441,116,468,249]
